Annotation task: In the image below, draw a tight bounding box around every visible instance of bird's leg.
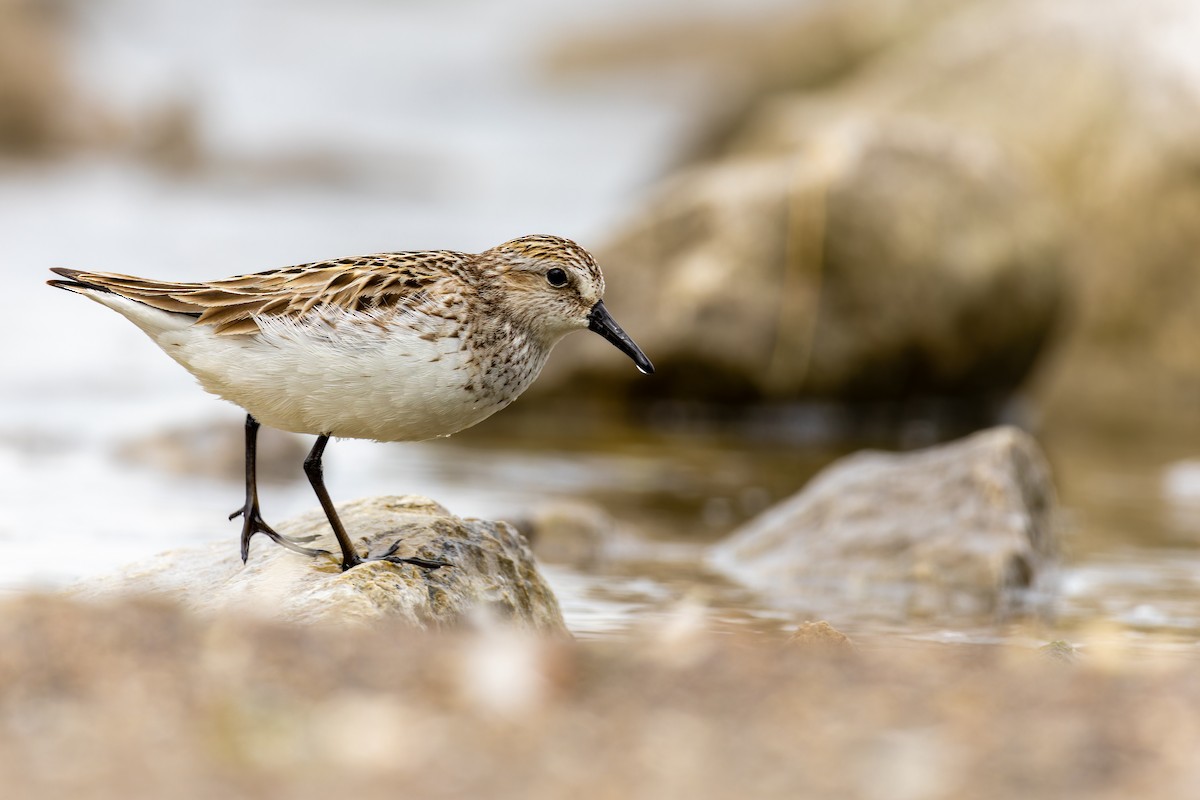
[375,539,455,570]
[302,434,362,571]
[231,414,329,562]
[303,434,451,573]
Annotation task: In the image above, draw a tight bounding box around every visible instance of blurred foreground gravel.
[1,594,1197,800]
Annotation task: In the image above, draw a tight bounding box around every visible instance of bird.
[48,234,654,572]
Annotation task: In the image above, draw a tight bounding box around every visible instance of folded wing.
[48,251,469,335]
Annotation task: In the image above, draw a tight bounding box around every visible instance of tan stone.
[83,495,567,634]
[787,620,856,650]
[532,117,1063,416]
[711,427,1058,619]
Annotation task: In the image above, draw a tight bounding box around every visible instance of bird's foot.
[230,503,330,562]
[340,539,453,573]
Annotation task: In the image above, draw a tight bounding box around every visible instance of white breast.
[113,299,542,441]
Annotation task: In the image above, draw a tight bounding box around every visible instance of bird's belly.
[163,323,523,442]
[255,367,505,442]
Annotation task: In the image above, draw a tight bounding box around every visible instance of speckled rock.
[85,495,567,634]
[787,620,856,650]
[710,426,1058,619]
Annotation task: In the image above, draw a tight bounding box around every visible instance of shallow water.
[8,395,1200,651]
[530,427,1200,647]
[4,0,1200,650]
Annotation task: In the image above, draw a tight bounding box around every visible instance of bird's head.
[479,234,654,374]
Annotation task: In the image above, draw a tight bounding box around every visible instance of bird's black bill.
[587,301,654,375]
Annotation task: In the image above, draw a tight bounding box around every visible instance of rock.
[0,1,74,154]
[83,495,568,634]
[510,501,616,568]
[709,427,1058,619]
[529,117,1063,429]
[787,620,856,650]
[545,0,1200,434]
[729,0,1200,432]
[1039,640,1082,665]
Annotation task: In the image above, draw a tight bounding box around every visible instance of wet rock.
[85,495,567,634]
[710,426,1058,619]
[532,117,1063,424]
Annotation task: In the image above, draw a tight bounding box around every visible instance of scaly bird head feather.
[473,234,606,341]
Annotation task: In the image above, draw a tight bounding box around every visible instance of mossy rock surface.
[85,495,567,634]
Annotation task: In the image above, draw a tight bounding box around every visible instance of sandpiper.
[48,234,653,571]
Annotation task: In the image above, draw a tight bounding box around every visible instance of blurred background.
[4,0,1200,643]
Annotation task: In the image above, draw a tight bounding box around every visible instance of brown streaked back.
[48,250,471,335]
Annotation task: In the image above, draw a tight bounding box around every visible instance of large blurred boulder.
[709,426,1058,620]
[537,118,1062,421]
[731,0,1200,431]
[545,0,1200,435]
[85,495,568,634]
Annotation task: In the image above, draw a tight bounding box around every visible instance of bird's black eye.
[546,267,569,288]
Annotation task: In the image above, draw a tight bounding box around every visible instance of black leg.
[304,434,452,573]
[303,434,363,571]
[231,414,329,562]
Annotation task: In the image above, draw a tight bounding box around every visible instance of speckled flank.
[48,234,630,444]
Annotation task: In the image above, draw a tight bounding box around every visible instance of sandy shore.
[0,593,1194,800]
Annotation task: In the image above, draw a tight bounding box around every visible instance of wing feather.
[54,251,469,335]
